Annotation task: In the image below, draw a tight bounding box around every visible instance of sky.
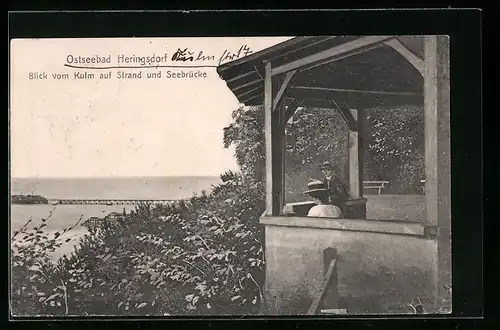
[10,37,292,178]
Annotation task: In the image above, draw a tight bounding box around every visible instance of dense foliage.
[11,172,267,316]
[364,106,425,193]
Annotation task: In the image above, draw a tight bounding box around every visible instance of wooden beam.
[265,36,338,63]
[301,98,337,109]
[284,98,303,123]
[272,70,296,111]
[293,98,365,111]
[289,86,421,97]
[423,36,451,226]
[271,36,394,76]
[254,65,265,80]
[226,70,257,83]
[385,38,424,76]
[232,78,261,92]
[424,36,439,227]
[240,93,261,104]
[238,84,423,107]
[348,109,365,199]
[304,43,385,72]
[287,87,422,109]
[423,35,451,303]
[331,100,357,131]
[267,36,337,62]
[269,73,287,215]
[237,86,261,100]
[278,100,286,212]
[307,248,339,315]
[264,61,273,216]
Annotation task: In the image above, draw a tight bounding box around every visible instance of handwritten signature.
[170,45,253,65]
[217,45,253,65]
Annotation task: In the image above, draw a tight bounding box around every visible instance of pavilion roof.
[216,36,425,109]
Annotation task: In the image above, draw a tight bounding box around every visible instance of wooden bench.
[363,181,389,195]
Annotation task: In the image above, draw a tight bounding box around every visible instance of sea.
[10,176,222,260]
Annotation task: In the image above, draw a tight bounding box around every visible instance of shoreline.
[11,194,48,205]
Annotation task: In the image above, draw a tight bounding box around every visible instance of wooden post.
[358,110,365,199]
[424,35,451,301]
[424,36,450,227]
[424,37,439,226]
[271,77,286,215]
[280,100,286,211]
[348,109,364,198]
[264,61,273,215]
[265,64,287,216]
[322,248,339,310]
[308,248,339,314]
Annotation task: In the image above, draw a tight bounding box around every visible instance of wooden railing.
[307,247,347,315]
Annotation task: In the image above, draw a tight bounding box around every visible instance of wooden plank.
[279,100,286,212]
[385,38,424,76]
[265,36,338,63]
[271,74,283,216]
[253,65,265,80]
[271,36,394,76]
[236,86,261,100]
[436,35,451,231]
[331,100,357,131]
[320,309,347,315]
[240,93,261,104]
[357,109,365,200]
[232,79,261,92]
[288,85,421,97]
[424,36,439,227]
[307,248,338,315]
[429,36,451,301]
[271,73,287,215]
[260,215,428,237]
[272,70,296,111]
[349,109,361,198]
[284,98,303,123]
[304,42,385,72]
[226,70,257,83]
[264,61,273,215]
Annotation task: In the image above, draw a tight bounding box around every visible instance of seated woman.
[305,180,343,218]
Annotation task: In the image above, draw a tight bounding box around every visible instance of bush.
[10,172,267,316]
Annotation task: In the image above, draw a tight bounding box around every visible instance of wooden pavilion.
[217,36,450,314]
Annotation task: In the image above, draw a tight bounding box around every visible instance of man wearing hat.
[305,180,343,218]
[320,161,349,212]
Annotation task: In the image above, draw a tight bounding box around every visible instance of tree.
[223,107,266,183]
[364,105,425,193]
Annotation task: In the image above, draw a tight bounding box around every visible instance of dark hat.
[320,161,333,170]
[304,180,328,194]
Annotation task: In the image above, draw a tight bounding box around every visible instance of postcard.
[9,35,451,317]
